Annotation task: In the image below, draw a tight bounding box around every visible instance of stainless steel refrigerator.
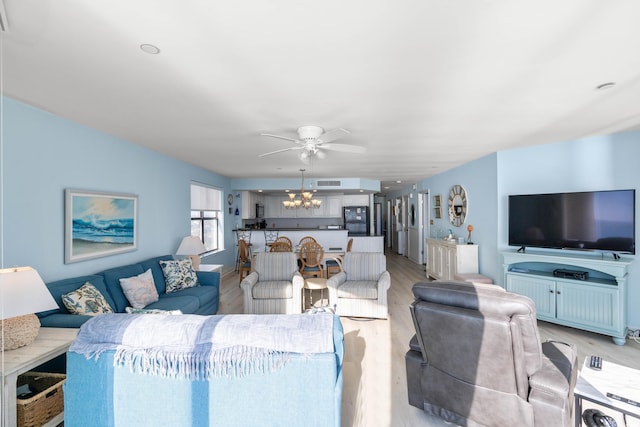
[343,206,370,235]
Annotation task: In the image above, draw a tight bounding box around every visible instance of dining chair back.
[238,239,252,283]
[299,241,324,279]
[270,241,293,252]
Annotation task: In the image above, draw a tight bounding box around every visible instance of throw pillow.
[62,282,114,316]
[125,307,183,315]
[119,268,159,309]
[159,258,199,293]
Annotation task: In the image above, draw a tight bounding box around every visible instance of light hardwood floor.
[219,250,640,427]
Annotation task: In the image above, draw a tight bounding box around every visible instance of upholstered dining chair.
[241,252,304,314]
[406,281,577,427]
[238,239,252,283]
[326,252,390,319]
[326,238,353,278]
[299,241,324,279]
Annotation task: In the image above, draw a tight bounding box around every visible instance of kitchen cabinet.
[241,191,264,219]
[325,196,343,218]
[343,194,369,206]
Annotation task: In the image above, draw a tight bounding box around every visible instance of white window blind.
[191,184,221,211]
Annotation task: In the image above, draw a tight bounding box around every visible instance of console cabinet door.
[555,281,620,334]
[506,274,555,321]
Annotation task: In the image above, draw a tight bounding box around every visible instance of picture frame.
[65,189,138,263]
[433,194,442,219]
[434,206,442,219]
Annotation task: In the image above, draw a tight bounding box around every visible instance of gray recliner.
[405,281,578,427]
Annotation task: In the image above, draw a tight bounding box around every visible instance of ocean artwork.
[65,189,138,263]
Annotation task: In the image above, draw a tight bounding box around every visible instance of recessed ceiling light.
[140,44,160,54]
[384,186,390,189]
[396,180,402,184]
[596,82,615,90]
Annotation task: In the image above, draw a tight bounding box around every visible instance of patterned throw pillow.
[159,258,200,293]
[125,307,183,315]
[62,282,114,316]
[119,268,159,309]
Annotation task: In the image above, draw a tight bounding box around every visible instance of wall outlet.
[626,328,640,338]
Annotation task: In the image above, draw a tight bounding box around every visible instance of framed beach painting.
[65,189,138,263]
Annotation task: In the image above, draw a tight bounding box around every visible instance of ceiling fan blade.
[260,133,304,145]
[317,128,350,143]
[320,143,366,154]
[258,146,303,157]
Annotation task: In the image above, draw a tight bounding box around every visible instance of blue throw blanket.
[69,313,334,380]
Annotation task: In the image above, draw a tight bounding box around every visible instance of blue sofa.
[64,313,344,427]
[37,255,220,328]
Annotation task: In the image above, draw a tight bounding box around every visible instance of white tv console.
[502,250,632,345]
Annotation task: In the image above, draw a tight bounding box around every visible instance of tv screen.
[508,190,635,254]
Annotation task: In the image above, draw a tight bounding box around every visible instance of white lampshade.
[176,236,207,270]
[0,266,58,320]
[1,266,59,350]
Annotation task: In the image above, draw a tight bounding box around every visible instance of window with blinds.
[190,183,223,252]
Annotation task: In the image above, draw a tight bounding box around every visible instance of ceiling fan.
[259,125,365,164]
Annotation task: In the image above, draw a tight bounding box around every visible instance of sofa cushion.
[102,263,146,312]
[38,274,116,317]
[337,280,378,299]
[62,282,115,316]
[162,285,218,307]
[252,281,293,299]
[152,294,201,313]
[119,269,159,309]
[125,307,183,315]
[159,259,199,293]
[139,255,174,295]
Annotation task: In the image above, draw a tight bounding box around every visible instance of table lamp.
[176,236,207,270]
[1,266,59,350]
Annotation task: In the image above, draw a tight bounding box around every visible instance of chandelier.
[283,169,322,209]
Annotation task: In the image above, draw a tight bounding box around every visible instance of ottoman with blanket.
[64,312,344,427]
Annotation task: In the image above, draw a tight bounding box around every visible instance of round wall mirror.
[448,184,468,227]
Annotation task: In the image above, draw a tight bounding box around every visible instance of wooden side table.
[1,327,78,427]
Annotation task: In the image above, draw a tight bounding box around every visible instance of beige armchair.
[241,252,304,314]
[326,252,390,319]
[406,280,578,427]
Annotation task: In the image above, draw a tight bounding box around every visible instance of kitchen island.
[235,229,385,253]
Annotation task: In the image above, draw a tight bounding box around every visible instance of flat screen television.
[508,189,635,254]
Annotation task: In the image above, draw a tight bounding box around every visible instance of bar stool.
[264,230,279,251]
[235,229,252,271]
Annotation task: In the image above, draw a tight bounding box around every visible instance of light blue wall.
[1,97,235,282]
[418,153,499,278]
[496,132,639,327]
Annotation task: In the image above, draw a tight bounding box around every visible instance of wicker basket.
[16,372,66,427]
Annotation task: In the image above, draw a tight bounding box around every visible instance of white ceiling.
[3,1,640,194]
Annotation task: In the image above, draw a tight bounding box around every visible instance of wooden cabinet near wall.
[425,238,478,281]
